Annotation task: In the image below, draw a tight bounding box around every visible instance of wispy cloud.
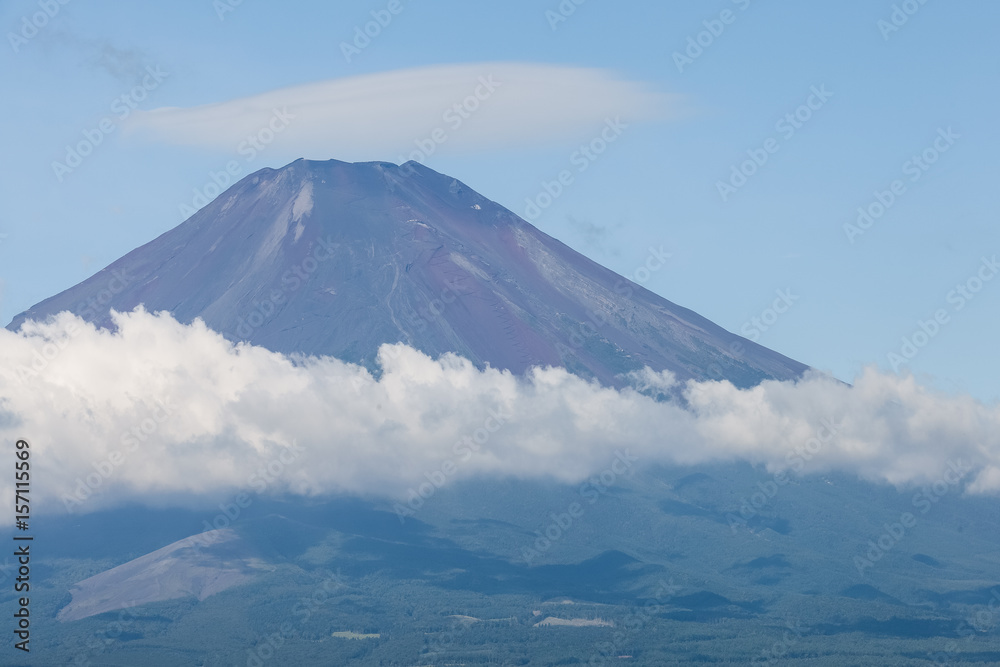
[123,63,677,160]
[46,32,153,85]
[566,215,623,256]
[3,309,999,515]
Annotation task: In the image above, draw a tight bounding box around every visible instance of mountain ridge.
[7,158,807,388]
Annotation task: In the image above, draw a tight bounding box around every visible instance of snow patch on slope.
[292,181,314,242]
[449,253,490,281]
[292,181,314,223]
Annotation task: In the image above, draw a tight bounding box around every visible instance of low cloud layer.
[123,63,675,160]
[2,309,999,516]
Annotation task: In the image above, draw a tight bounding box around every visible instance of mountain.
[57,528,262,622]
[7,159,1000,665]
[7,158,807,388]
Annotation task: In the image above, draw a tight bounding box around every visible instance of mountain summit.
[8,159,806,387]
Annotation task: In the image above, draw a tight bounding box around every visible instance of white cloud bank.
[2,309,999,515]
[123,63,676,160]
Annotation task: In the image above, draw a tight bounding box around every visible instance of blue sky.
[1,0,998,400]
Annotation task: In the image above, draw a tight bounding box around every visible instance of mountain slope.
[7,159,807,388]
[57,528,262,622]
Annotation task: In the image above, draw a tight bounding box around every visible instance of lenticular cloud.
[1,308,999,515]
[124,63,676,161]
